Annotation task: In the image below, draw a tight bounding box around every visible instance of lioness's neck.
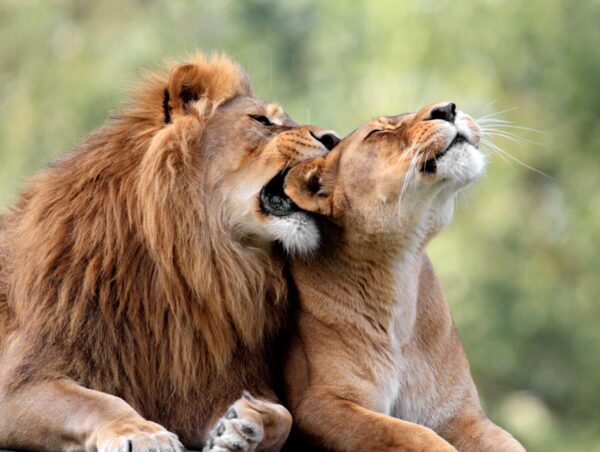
[293,226,426,340]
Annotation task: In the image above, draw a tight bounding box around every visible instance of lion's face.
[149,56,339,255]
[200,96,338,254]
[284,102,485,240]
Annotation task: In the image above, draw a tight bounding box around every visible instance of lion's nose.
[429,102,456,123]
[311,130,341,151]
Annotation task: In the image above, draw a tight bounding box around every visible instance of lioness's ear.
[167,63,204,113]
[284,155,337,217]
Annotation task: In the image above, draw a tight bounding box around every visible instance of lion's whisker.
[250,129,273,141]
[243,150,283,165]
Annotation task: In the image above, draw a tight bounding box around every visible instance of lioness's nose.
[429,102,456,123]
[311,130,341,151]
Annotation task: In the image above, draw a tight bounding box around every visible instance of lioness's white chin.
[436,143,486,188]
[265,212,320,255]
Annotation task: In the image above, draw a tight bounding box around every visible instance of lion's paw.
[203,391,292,451]
[203,396,264,452]
[203,404,264,452]
[94,417,184,452]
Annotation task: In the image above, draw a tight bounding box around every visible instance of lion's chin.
[264,212,320,255]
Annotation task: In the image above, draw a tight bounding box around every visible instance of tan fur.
[283,104,525,451]
[0,53,333,451]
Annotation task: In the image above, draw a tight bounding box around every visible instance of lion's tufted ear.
[167,63,203,112]
[166,55,252,117]
[284,152,339,217]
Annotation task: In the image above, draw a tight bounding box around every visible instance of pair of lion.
[0,54,524,451]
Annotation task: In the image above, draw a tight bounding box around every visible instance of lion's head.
[141,55,339,257]
[284,102,484,243]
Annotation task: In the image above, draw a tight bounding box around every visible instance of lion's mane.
[0,55,288,429]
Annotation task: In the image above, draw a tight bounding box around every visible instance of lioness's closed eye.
[282,103,525,451]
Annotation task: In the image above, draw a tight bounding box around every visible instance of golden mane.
[0,53,287,415]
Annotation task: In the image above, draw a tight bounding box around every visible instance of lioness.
[0,54,339,451]
[282,103,525,451]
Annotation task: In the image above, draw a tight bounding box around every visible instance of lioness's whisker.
[398,154,413,206]
[481,127,541,147]
[478,120,544,135]
[475,110,551,178]
[468,100,500,119]
[399,148,420,206]
[480,138,552,179]
[412,150,423,188]
[475,107,518,122]
[480,129,535,146]
[480,125,541,144]
[480,139,512,165]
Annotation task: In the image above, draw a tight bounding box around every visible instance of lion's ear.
[166,56,252,117]
[284,153,338,217]
[167,63,204,113]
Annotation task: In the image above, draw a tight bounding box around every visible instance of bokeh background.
[1,1,598,450]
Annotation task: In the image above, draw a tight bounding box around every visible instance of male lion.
[0,54,339,451]
[282,103,525,451]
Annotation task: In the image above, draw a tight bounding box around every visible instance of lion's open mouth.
[420,133,467,174]
[260,168,301,217]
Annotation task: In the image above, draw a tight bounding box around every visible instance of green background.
[1,1,598,450]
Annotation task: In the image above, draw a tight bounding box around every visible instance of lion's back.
[0,212,11,332]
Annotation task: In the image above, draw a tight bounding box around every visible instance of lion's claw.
[95,418,184,452]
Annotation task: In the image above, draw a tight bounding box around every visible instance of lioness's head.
[284,102,484,243]
[140,54,339,255]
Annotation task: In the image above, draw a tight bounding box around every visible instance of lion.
[0,53,340,451]
[281,102,525,451]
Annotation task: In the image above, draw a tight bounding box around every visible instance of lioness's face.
[201,96,339,253]
[284,102,485,239]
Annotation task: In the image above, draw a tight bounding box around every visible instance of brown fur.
[0,53,332,450]
[283,104,525,451]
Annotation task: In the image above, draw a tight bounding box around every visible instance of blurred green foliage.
[1,1,598,450]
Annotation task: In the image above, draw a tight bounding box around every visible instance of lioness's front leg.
[439,412,526,452]
[0,378,183,451]
[203,391,292,452]
[293,389,456,452]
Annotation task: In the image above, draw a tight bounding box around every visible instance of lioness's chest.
[372,260,452,430]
